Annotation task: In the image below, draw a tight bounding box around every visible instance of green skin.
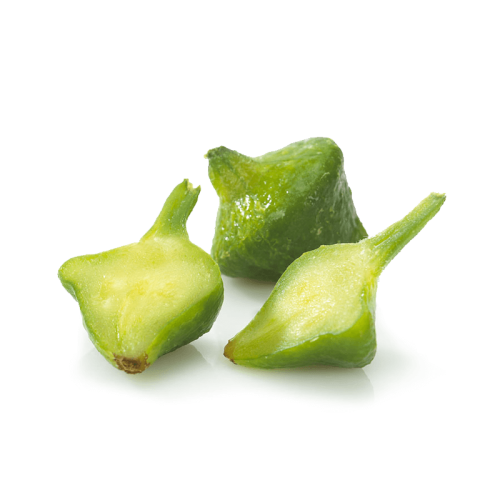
[208,137,367,282]
[224,193,445,369]
[58,180,224,374]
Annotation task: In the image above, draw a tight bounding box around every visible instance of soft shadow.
[363,343,418,392]
[213,276,276,339]
[228,363,374,401]
[130,345,209,386]
[222,275,275,303]
[367,348,410,376]
[79,344,209,388]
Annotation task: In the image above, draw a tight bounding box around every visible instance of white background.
[1,1,499,499]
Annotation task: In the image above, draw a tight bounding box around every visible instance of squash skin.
[208,137,367,282]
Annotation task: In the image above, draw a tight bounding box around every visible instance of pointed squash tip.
[114,353,150,374]
[142,180,201,240]
[432,192,446,202]
[223,341,235,362]
[183,178,201,194]
[206,146,231,160]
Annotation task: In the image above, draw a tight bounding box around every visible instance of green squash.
[224,193,445,369]
[59,180,224,374]
[207,137,367,282]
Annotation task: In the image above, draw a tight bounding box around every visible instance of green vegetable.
[58,180,224,374]
[207,137,367,282]
[224,193,445,369]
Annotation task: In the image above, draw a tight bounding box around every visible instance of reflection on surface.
[363,342,417,393]
[228,363,374,401]
[79,344,210,388]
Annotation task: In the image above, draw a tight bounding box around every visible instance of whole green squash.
[207,137,367,281]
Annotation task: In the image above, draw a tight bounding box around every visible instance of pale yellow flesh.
[60,236,219,359]
[232,244,373,360]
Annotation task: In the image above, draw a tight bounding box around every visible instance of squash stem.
[369,192,446,274]
[141,179,200,240]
